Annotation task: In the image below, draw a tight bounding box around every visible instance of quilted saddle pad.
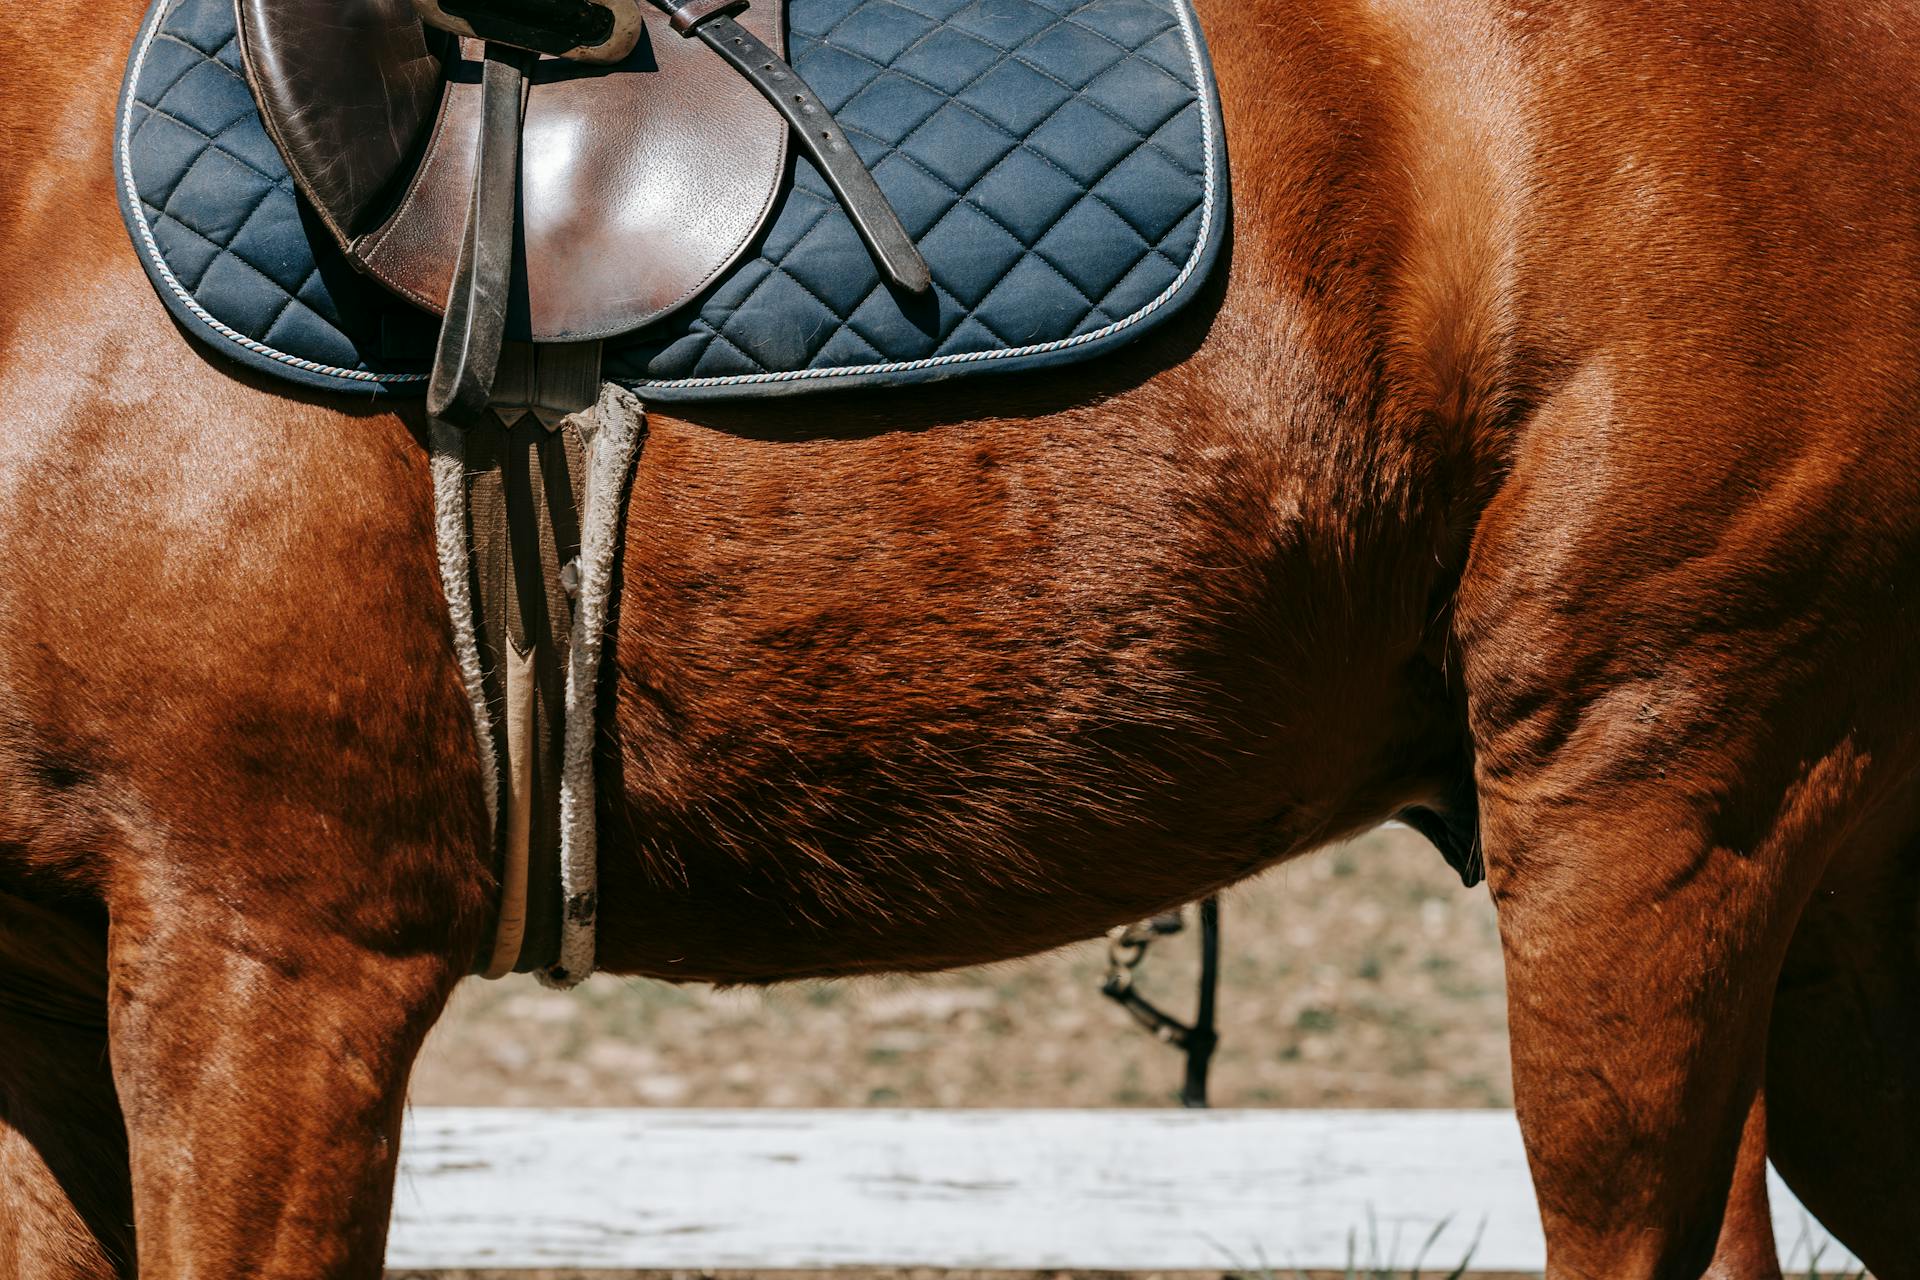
[117,0,1226,402]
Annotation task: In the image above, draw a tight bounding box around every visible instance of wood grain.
[386,1109,1861,1271]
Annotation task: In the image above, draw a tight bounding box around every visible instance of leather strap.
[656,0,932,295]
[485,638,539,975]
[406,2,912,977]
[655,0,746,32]
[428,44,533,425]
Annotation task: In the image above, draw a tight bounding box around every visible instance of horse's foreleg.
[106,886,468,1278]
[0,1016,130,1280]
[1486,789,1825,1280]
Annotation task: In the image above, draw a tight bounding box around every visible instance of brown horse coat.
[2,0,1917,1276]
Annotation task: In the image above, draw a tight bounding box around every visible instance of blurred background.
[413,825,1508,1111]
[397,822,1511,1280]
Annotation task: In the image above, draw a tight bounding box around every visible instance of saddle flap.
[236,0,447,242]
[237,0,788,344]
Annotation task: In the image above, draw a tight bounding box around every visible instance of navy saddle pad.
[117,0,1226,402]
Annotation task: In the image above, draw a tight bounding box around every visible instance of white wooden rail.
[388,1109,1863,1272]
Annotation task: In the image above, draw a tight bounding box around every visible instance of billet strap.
[464,396,588,977]
[487,638,538,974]
[652,0,931,295]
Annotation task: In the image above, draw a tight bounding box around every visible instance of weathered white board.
[388,1108,1863,1272]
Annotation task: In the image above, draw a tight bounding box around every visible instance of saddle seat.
[236,0,790,343]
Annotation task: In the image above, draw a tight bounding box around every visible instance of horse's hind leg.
[0,896,131,1279]
[1763,824,1920,1280]
[1482,772,1835,1280]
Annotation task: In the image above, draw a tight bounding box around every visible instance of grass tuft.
[1216,1208,1485,1280]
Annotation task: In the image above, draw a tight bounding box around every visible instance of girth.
[426,360,643,984]
[461,351,589,976]
[429,343,608,982]
[237,0,928,982]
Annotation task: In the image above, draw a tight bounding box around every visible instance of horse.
[3,0,1917,1275]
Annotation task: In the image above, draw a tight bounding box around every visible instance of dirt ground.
[411,824,1511,1111]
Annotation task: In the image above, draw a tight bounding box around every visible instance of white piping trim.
[629,0,1221,394]
[116,1,428,388]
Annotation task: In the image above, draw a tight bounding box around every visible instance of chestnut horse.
[3,0,1918,1275]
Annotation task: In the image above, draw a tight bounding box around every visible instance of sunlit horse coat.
[2,1,1918,1277]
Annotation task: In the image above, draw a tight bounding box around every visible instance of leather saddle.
[230,0,930,981]
[236,0,928,416]
[237,0,778,353]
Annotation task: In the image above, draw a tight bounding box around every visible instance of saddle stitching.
[817,5,1195,184]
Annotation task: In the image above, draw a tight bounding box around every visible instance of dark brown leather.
[416,0,646,63]
[678,9,929,293]
[237,0,787,343]
[427,45,532,422]
[235,0,445,242]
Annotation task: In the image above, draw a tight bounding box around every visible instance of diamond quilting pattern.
[118,0,1222,400]
[608,0,1221,393]
[120,0,429,386]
